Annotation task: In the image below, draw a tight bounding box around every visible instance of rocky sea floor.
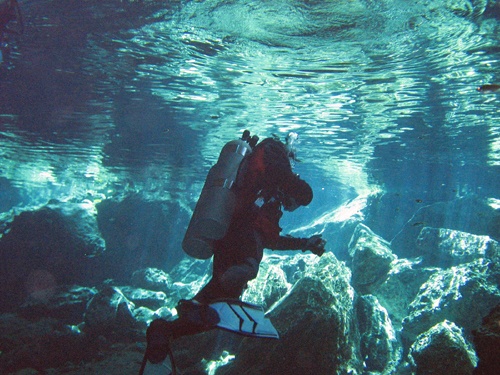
[0,193,499,374]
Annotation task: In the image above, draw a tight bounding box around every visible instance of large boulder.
[0,314,92,374]
[118,286,168,311]
[355,295,402,374]
[130,267,173,292]
[0,201,105,312]
[416,227,498,267]
[402,259,500,342]
[243,257,291,310]
[18,285,97,325]
[167,257,213,301]
[243,252,336,310]
[219,277,356,374]
[391,196,500,258]
[96,195,189,280]
[84,286,137,338]
[373,258,438,329]
[408,320,477,375]
[348,224,397,294]
[130,261,213,308]
[217,252,362,374]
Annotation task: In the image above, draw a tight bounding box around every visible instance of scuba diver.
[140,131,326,375]
[0,0,23,66]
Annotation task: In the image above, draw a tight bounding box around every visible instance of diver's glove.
[303,234,326,256]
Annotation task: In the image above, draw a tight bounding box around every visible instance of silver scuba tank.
[182,132,254,259]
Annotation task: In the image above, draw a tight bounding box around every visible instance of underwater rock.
[96,195,189,280]
[118,285,168,310]
[301,252,355,329]
[84,286,136,336]
[322,217,364,261]
[219,277,356,374]
[132,261,212,304]
[18,285,97,325]
[348,223,397,294]
[0,202,105,312]
[218,253,361,374]
[168,257,212,285]
[132,305,174,328]
[391,196,500,258]
[167,257,213,301]
[243,258,291,310]
[485,239,500,285]
[472,303,500,375]
[416,226,499,267]
[242,252,332,311]
[356,295,402,374]
[402,259,500,342]
[408,320,477,375]
[0,313,91,374]
[171,254,351,374]
[130,267,172,292]
[272,252,318,283]
[373,258,438,330]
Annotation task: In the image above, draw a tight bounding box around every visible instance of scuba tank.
[182,130,258,259]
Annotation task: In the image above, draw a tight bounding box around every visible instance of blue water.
[0,0,498,211]
[0,1,499,374]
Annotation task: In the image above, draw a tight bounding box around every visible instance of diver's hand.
[304,235,326,256]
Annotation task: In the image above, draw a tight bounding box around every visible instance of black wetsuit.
[169,138,313,339]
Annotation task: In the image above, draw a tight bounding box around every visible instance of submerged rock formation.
[348,223,396,294]
[402,259,500,342]
[0,193,499,374]
[218,253,360,374]
[372,258,437,330]
[84,286,137,338]
[96,194,189,279]
[408,320,478,375]
[391,196,500,258]
[416,227,498,267]
[0,201,105,312]
[18,284,97,325]
[356,295,401,374]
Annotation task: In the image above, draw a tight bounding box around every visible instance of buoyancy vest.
[235,137,292,201]
[233,138,292,242]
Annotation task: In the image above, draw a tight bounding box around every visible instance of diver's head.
[283,179,313,211]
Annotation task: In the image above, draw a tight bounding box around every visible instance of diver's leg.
[144,318,173,364]
[193,257,258,304]
[139,318,175,375]
[141,312,219,374]
[218,257,259,297]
